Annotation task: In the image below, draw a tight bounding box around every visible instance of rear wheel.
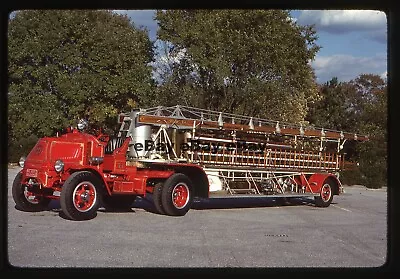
[12,172,51,212]
[152,182,166,214]
[161,173,193,216]
[60,171,102,221]
[315,179,334,207]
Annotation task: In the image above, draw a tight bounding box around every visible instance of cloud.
[311,53,387,83]
[153,44,186,66]
[297,10,387,44]
[298,10,386,32]
[150,42,189,83]
[380,70,387,81]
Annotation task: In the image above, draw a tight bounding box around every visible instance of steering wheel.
[88,127,109,143]
[95,129,109,143]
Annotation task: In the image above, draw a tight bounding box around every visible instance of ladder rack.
[187,147,343,172]
[128,105,368,141]
[117,105,367,172]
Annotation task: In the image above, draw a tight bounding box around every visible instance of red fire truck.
[12,105,368,220]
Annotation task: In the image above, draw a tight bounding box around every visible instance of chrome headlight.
[54,160,64,172]
[18,156,26,168]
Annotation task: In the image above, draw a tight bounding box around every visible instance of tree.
[153,9,321,123]
[352,74,387,188]
[306,77,361,132]
[307,74,387,188]
[8,10,154,161]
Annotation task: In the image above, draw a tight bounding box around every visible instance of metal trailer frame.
[116,105,366,199]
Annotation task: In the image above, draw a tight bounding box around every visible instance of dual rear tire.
[152,173,194,216]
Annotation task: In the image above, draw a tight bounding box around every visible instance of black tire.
[161,173,193,216]
[152,182,166,214]
[102,195,136,211]
[60,171,102,221]
[12,172,51,212]
[315,179,335,207]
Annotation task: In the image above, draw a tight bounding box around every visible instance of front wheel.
[161,173,193,216]
[12,172,51,212]
[60,171,102,221]
[315,179,334,207]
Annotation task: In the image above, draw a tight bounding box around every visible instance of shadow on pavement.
[191,196,316,210]
[134,194,318,213]
[13,194,323,218]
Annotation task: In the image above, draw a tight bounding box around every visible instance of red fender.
[307,173,342,194]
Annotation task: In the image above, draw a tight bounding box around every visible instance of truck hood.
[26,137,85,166]
[26,139,49,164]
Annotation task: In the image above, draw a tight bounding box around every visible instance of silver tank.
[127,110,152,158]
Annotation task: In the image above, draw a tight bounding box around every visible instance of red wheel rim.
[24,187,40,204]
[172,183,189,209]
[72,182,97,212]
[321,184,332,202]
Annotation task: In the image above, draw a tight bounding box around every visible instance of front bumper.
[22,166,61,189]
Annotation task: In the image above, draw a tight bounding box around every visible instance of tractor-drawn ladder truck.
[13,105,368,220]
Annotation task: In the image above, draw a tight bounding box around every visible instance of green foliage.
[153,9,321,123]
[357,139,387,188]
[354,74,387,188]
[8,10,154,161]
[339,168,363,186]
[306,77,361,132]
[308,74,387,188]
[7,134,39,163]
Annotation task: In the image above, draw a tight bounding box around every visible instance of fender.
[149,162,210,198]
[67,167,112,195]
[308,173,342,195]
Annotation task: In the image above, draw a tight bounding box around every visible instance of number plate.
[26,169,38,177]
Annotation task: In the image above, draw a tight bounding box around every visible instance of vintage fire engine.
[13,105,368,220]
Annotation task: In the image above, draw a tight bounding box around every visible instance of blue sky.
[114,9,387,84]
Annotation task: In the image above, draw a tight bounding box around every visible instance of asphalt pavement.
[5,166,388,269]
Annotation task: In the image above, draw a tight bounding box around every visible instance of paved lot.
[6,166,388,269]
